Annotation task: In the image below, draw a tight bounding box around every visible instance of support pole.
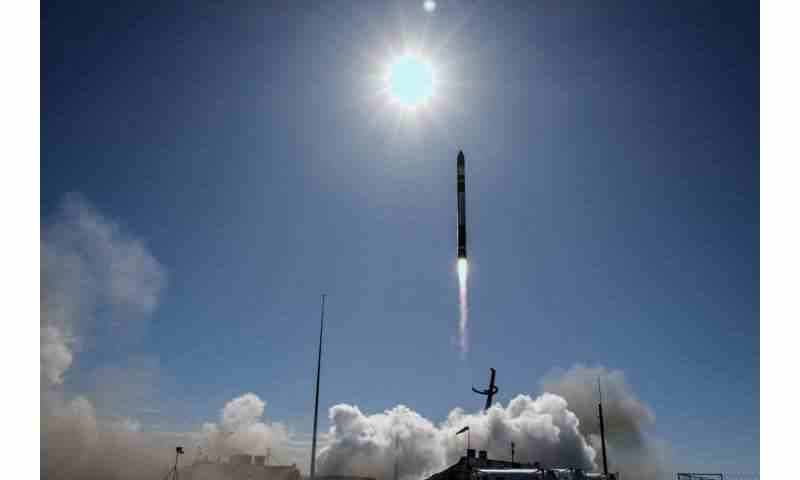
[598,379,609,478]
[310,295,326,480]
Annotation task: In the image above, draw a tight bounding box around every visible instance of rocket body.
[457,151,467,259]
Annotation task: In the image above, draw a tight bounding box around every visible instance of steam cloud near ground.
[41,194,171,480]
[315,369,671,480]
[316,393,596,480]
[41,195,670,480]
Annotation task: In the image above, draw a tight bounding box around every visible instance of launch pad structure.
[472,368,499,410]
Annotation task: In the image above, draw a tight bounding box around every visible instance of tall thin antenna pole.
[598,378,609,478]
[310,294,326,480]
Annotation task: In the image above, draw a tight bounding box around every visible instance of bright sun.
[388,55,434,107]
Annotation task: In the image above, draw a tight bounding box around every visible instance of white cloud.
[40,326,73,385]
[196,392,310,468]
[40,193,166,387]
[318,403,446,480]
[221,393,266,430]
[542,365,672,479]
[316,393,598,480]
[41,194,171,480]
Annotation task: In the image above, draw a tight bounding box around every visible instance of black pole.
[310,294,326,480]
[169,447,184,480]
[486,368,496,410]
[598,381,609,477]
[599,402,609,476]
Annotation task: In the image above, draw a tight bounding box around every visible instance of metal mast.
[598,379,609,477]
[310,294,326,480]
[472,368,499,410]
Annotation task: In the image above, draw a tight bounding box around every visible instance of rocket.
[457,150,467,259]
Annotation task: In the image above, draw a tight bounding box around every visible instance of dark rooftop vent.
[230,454,252,465]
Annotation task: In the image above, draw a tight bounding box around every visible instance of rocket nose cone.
[457,151,465,165]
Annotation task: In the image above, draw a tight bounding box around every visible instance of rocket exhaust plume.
[457,258,468,355]
[456,151,468,355]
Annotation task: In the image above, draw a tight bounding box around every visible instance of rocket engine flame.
[457,258,468,355]
[457,258,468,286]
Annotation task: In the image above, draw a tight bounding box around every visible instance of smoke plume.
[41,193,166,389]
[542,365,672,479]
[41,194,172,480]
[198,392,309,467]
[40,195,307,479]
[316,393,599,480]
[316,404,446,480]
[316,368,672,480]
[457,258,468,356]
[41,390,182,480]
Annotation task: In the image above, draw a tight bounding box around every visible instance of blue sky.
[41,0,758,474]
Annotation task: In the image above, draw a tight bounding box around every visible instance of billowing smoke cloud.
[41,389,184,480]
[41,193,166,389]
[316,404,446,480]
[316,393,598,480]
[198,392,310,467]
[542,365,672,479]
[39,197,309,479]
[41,194,172,480]
[316,368,672,480]
[41,325,73,386]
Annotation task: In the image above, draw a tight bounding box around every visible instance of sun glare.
[387,55,434,107]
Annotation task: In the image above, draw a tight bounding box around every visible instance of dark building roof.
[181,460,302,480]
[425,452,537,480]
[312,476,377,480]
[423,451,616,480]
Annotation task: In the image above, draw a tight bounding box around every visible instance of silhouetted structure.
[598,381,609,477]
[164,446,185,480]
[457,150,467,259]
[423,450,617,480]
[310,295,326,480]
[312,476,375,480]
[181,456,301,480]
[472,368,499,410]
[676,475,724,480]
